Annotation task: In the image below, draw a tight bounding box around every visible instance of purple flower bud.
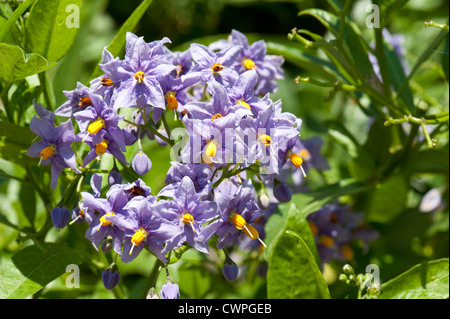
[102,265,120,290]
[51,207,70,229]
[273,182,292,203]
[132,150,152,175]
[108,166,123,186]
[160,279,180,299]
[222,258,239,281]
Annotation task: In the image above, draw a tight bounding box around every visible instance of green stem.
[0,0,36,42]
[141,258,164,299]
[1,83,14,122]
[424,20,449,31]
[374,27,392,98]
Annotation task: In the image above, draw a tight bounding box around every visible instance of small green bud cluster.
[339,264,380,299]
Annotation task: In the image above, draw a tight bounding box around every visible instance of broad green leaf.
[327,120,376,181]
[177,263,212,299]
[380,258,449,299]
[0,44,54,83]
[0,243,89,299]
[405,148,449,175]
[19,182,36,228]
[366,175,408,223]
[24,0,82,62]
[269,202,321,267]
[0,120,39,166]
[267,230,330,299]
[89,0,154,81]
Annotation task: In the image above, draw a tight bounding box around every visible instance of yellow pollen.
[175,64,183,78]
[165,92,178,111]
[289,152,307,178]
[98,212,115,229]
[100,77,114,86]
[131,227,148,247]
[211,62,224,73]
[205,140,217,158]
[236,100,251,110]
[87,118,105,135]
[134,71,145,83]
[259,134,272,147]
[211,113,223,121]
[78,96,92,108]
[299,148,311,161]
[242,58,256,70]
[182,213,196,233]
[40,146,55,161]
[95,139,108,156]
[231,213,246,230]
[320,235,334,248]
[341,244,354,260]
[308,221,318,237]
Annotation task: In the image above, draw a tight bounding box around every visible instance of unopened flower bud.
[146,287,160,299]
[273,182,292,203]
[160,279,180,299]
[339,274,348,282]
[102,264,120,290]
[222,257,239,281]
[132,150,152,175]
[101,237,113,254]
[342,264,354,275]
[257,190,270,210]
[108,166,123,186]
[51,207,70,229]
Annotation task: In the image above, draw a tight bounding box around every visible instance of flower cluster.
[26,29,330,294]
[307,203,379,265]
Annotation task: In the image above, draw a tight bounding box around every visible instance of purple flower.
[108,178,152,201]
[152,176,218,254]
[26,117,81,189]
[307,204,379,264]
[51,207,71,229]
[77,130,128,167]
[81,188,129,254]
[55,82,95,118]
[189,43,241,87]
[74,94,126,152]
[109,196,182,263]
[212,29,284,95]
[100,33,176,111]
[160,279,180,299]
[200,180,266,250]
[132,150,152,175]
[158,162,213,199]
[108,165,123,186]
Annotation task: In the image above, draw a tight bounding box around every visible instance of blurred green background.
[0,0,448,299]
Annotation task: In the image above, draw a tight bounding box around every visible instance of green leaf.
[380,258,449,299]
[89,0,154,81]
[19,182,36,228]
[327,120,376,181]
[24,0,82,62]
[177,263,212,299]
[298,8,375,80]
[267,230,330,299]
[0,120,39,166]
[366,175,408,223]
[0,43,54,82]
[405,148,449,175]
[0,243,89,299]
[383,39,415,113]
[0,0,36,44]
